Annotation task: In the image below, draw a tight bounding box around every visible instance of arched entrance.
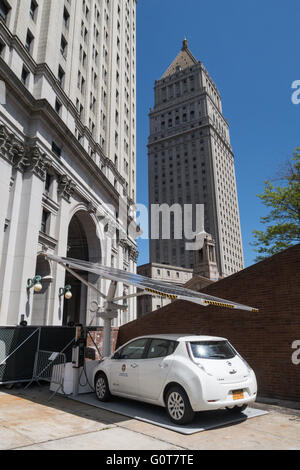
[63,210,101,326]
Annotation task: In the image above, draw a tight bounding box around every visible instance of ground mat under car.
[69,393,268,435]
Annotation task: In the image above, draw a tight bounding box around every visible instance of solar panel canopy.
[45,254,259,312]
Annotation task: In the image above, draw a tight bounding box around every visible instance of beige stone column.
[0,126,30,325]
[0,158,13,325]
[7,171,45,325]
[47,195,70,326]
[0,170,23,325]
[48,175,76,326]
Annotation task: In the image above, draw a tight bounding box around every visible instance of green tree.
[252,148,300,261]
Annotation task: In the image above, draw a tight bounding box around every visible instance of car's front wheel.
[165,385,195,425]
[94,372,111,402]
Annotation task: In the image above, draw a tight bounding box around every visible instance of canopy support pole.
[60,263,107,300]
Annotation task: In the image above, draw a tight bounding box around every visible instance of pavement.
[0,383,299,450]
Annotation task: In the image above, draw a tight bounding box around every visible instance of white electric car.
[92,334,257,425]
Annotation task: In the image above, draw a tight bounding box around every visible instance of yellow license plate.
[233,390,244,400]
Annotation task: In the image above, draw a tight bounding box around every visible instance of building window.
[0,0,11,23]
[55,99,62,115]
[41,210,50,234]
[25,29,34,53]
[60,35,68,58]
[52,141,61,157]
[45,173,52,193]
[58,66,65,88]
[0,39,5,57]
[63,7,70,28]
[80,77,85,94]
[29,0,38,21]
[21,66,30,86]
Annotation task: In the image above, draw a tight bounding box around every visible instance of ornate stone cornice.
[119,239,129,250]
[0,124,54,179]
[25,146,52,180]
[87,201,97,215]
[129,245,139,263]
[105,221,118,239]
[57,174,76,202]
[0,124,27,171]
[117,236,138,263]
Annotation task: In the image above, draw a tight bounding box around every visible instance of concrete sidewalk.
[0,384,299,450]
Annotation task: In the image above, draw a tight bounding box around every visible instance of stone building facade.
[136,234,219,317]
[0,0,138,327]
[137,262,193,317]
[148,39,244,278]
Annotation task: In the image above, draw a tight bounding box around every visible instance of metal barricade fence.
[29,350,67,399]
[0,327,40,384]
[0,326,76,385]
[25,334,76,399]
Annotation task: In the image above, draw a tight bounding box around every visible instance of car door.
[138,339,177,401]
[109,337,149,398]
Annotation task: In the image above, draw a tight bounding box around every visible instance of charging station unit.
[49,325,99,396]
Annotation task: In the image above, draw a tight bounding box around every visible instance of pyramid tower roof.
[161,38,198,79]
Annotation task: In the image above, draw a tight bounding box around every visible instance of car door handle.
[130,363,138,368]
[159,363,168,368]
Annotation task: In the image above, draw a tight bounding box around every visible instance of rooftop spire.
[182,37,188,50]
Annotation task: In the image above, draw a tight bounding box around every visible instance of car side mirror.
[112,351,120,360]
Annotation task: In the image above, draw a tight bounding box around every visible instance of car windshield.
[189,340,236,360]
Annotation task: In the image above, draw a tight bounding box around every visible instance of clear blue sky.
[135,0,300,268]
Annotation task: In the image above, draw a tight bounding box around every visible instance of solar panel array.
[45,254,259,312]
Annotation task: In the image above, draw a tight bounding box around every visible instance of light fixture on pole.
[59,285,72,300]
[27,275,43,293]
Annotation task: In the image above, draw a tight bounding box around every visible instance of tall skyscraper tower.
[148,39,244,278]
[0,0,138,327]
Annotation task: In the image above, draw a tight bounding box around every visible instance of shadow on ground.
[0,382,131,427]
[0,382,262,435]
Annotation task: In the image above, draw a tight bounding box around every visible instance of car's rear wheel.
[165,385,195,425]
[95,372,111,402]
[226,404,248,414]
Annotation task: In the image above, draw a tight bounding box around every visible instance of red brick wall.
[86,327,119,359]
[118,245,300,402]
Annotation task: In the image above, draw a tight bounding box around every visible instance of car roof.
[129,334,227,342]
